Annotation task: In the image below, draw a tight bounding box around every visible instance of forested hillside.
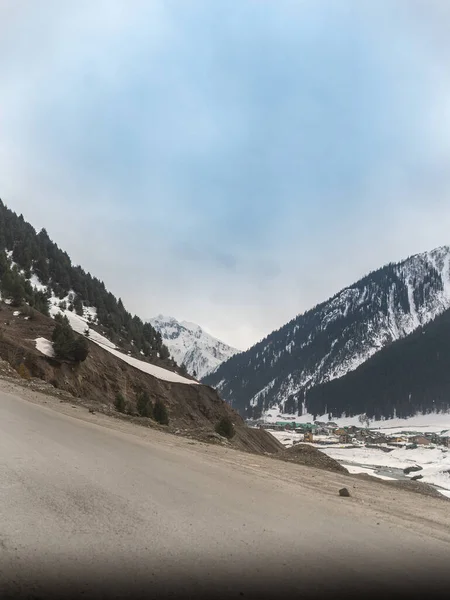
[204,245,450,418]
[0,199,172,367]
[301,307,450,420]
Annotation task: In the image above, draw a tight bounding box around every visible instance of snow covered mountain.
[203,245,450,418]
[148,315,239,379]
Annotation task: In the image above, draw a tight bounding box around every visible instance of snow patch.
[94,341,198,384]
[29,273,47,292]
[49,303,196,385]
[35,337,55,358]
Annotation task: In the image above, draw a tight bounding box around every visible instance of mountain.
[0,197,249,433]
[149,315,238,379]
[0,197,178,372]
[203,246,450,418]
[302,306,450,421]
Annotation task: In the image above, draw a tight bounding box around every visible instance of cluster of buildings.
[248,417,450,448]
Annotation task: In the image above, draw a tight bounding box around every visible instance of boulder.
[404,465,423,474]
[339,487,351,497]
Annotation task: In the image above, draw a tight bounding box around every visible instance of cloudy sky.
[1,0,449,349]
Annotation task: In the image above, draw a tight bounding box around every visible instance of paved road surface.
[1,388,449,598]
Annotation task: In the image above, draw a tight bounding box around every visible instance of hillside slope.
[0,198,182,374]
[0,301,240,430]
[301,307,450,421]
[149,315,238,378]
[203,246,450,418]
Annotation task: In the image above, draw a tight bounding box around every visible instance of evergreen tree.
[136,390,153,418]
[73,295,83,316]
[114,392,126,413]
[180,363,188,376]
[215,416,235,439]
[52,314,89,362]
[153,398,169,425]
[159,345,170,360]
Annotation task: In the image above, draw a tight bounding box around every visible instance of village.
[247,416,450,449]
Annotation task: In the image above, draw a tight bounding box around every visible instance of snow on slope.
[29,284,197,385]
[35,337,55,358]
[149,315,239,379]
[206,245,450,416]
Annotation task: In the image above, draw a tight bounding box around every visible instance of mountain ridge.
[149,314,238,379]
[0,198,185,375]
[203,245,450,418]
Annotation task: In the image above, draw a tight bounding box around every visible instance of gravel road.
[1,382,450,599]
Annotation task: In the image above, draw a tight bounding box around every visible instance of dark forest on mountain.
[298,308,450,420]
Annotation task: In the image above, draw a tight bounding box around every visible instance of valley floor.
[268,429,450,497]
[1,379,450,597]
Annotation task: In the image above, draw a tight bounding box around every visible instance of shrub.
[154,398,169,425]
[215,416,235,439]
[115,392,126,413]
[17,363,31,380]
[136,390,153,418]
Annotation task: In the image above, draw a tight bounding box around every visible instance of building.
[411,435,431,446]
[339,433,351,444]
[346,425,359,434]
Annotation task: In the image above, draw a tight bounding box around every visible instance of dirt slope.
[0,303,242,432]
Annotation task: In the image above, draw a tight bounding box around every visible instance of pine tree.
[114,392,126,413]
[52,314,89,362]
[215,416,235,439]
[73,295,83,316]
[136,390,153,418]
[159,345,170,360]
[153,398,169,425]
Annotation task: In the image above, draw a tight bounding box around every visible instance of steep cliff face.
[203,246,450,417]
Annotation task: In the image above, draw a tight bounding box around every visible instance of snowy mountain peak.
[148,315,239,379]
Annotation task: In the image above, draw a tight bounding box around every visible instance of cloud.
[1,1,450,348]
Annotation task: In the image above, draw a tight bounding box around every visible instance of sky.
[1,0,450,350]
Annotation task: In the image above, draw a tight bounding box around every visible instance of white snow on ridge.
[149,314,239,379]
[246,245,450,410]
[94,341,197,384]
[40,287,197,385]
